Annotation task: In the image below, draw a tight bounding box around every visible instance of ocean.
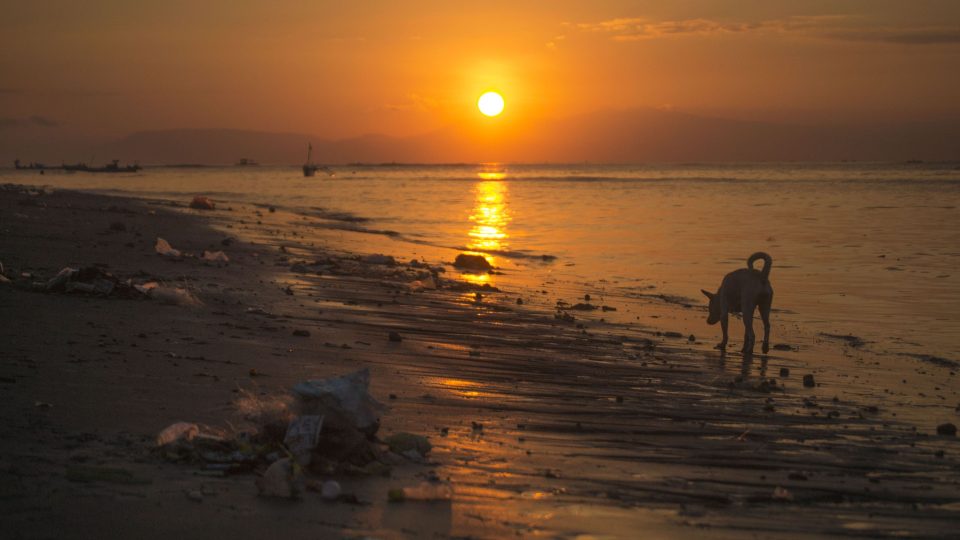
[5,161,959,362]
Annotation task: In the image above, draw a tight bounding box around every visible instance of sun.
[477,91,505,117]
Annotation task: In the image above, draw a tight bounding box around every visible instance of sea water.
[5,162,958,362]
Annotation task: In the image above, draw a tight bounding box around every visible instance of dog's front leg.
[717,310,729,350]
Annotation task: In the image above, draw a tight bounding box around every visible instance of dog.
[701,252,773,354]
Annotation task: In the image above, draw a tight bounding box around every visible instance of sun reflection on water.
[464,169,510,284]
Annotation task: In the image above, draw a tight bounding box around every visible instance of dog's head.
[701,289,721,325]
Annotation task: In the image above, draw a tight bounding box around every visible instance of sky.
[2,0,959,159]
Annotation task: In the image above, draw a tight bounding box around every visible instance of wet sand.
[1,184,958,539]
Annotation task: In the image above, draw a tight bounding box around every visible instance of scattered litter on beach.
[189,196,216,210]
[151,369,439,504]
[201,250,229,263]
[155,237,182,258]
[149,286,202,307]
[156,422,201,446]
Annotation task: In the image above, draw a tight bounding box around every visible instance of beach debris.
[189,196,216,210]
[802,374,816,388]
[568,303,597,311]
[780,367,790,377]
[771,486,793,501]
[156,422,201,446]
[256,458,303,499]
[42,266,130,297]
[292,329,311,337]
[453,253,493,272]
[362,254,397,266]
[937,423,957,436]
[773,343,794,351]
[688,334,696,342]
[320,480,342,500]
[664,331,683,339]
[134,281,159,294]
[388,331,403,342]
[516,297,523,305]
[408,275,437,292]
[384,433,432,460]
[293,368,384,436]
[388,481,453,502]
[201,250,229,263]
[155,237,182,258]
[149,286,202,307]
[284,415,324,466]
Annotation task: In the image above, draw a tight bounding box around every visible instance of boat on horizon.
[13,159,58,170]
[236,158,259,166]
[302,142,332,177]
[61,159,141,173]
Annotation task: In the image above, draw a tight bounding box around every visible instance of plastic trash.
[133,281,160,294]
[256,457,303,499]
[283,415,323,466]
[155,238,182,258]
[189,196,216,210]
[320,480,341,500]
[408,275,437,292]
[201,250,229,263]
[388,482,453,502]
[293,368,385,435]
[46,267,79,290]
[156,422,200,446]
[149,286,201,306]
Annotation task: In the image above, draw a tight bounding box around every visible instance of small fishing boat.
[62,159,141,173]
[303,143,319,177]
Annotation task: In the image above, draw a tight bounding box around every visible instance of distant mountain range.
[6,109,960,165]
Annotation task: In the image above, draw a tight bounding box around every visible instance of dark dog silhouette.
[701,252,773,354]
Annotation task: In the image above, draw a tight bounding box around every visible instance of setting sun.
[477,91,505,117]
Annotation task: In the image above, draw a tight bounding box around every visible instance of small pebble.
[803,374,816,388]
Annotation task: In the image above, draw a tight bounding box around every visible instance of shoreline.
[1,184,958,538]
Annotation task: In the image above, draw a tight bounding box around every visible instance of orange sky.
[2,1,959,145]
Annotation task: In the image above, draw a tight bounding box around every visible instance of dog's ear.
[701,289,714,299]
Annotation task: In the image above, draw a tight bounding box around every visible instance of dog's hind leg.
[741,303,756,354]
[759,299,771,354]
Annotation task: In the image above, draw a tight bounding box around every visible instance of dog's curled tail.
[747,252,772,280]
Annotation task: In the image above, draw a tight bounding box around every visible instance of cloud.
[571,15,960,46]
[380,93,439,113]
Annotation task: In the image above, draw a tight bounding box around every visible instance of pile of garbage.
[155,368,441,501]
[9,264,203,306]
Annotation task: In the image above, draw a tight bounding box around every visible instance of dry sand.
[1,184,958,539]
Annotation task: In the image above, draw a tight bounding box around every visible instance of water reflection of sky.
[464,169,511,284]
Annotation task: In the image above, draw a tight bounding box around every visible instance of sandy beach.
[1,184,958,539]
